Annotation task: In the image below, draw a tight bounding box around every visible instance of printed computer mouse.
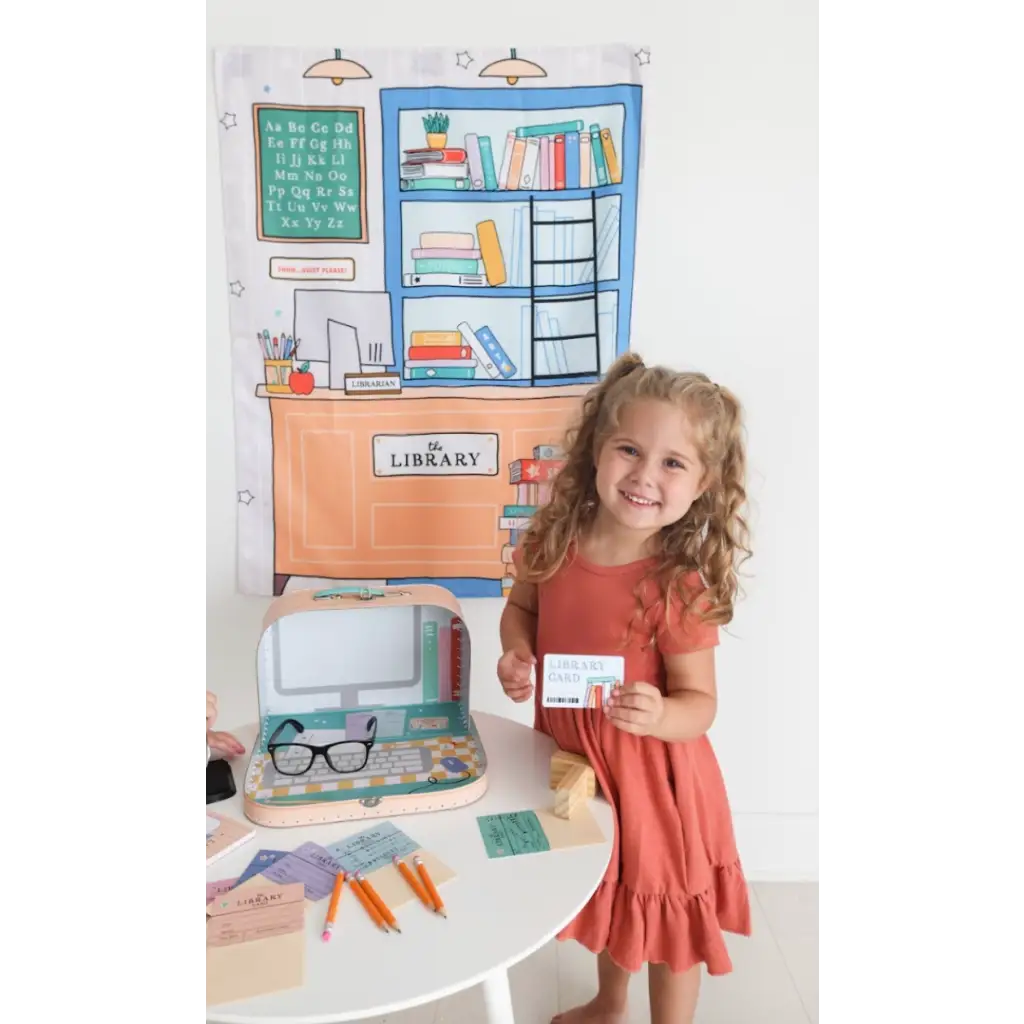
[440,755,469,773]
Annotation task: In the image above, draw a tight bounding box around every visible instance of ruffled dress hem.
[556,862,751,976]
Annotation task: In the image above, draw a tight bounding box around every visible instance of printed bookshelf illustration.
[213,47,645,598]
[399,116,622,192]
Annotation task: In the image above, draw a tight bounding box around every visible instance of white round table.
[207,710,613,1024]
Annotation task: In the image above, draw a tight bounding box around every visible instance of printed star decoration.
[455,51,474,69]
[635,48,651,66]
[219,112,238,129]
[238,490,254,505]
[228,280,245,298]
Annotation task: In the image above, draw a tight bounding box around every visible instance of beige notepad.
[206,810,255,866]
[206,882,305,1006]
[533,802,607,850]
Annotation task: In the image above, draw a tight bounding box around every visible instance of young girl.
[498,352,751,1024]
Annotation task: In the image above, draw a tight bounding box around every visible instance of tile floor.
[363,882,817,1023]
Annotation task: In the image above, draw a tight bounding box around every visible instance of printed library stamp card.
[541,654,625,709]
[262,842,341,901]
[477,810,551,858]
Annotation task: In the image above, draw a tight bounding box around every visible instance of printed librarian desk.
[258,385,588,597]
[206,711,614,1024]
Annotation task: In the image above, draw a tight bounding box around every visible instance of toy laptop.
[242,584,488,828]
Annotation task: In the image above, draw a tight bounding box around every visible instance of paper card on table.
[326,821,419,876]
[207,900,305,947]
[236,849,289,885]
[477,804,605,858]
[262,842,341,901]
[206,878,239,904]
[477,810,552,858]
[206,884,305,1006]
[207,881,305,918]
[541,654,625,709]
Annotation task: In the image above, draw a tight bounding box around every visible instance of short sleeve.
[510,541,537,585]
[655,573,720,655]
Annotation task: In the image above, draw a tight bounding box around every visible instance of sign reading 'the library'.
[372,433,499,477]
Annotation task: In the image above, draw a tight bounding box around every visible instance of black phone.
[206,758,237,804]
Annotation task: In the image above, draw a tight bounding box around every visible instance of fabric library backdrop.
[213,45,647,599]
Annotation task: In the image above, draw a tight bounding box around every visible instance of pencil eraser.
[321,931,331,942]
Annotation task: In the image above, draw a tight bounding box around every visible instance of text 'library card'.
[541,654,625,709]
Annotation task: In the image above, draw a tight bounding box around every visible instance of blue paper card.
[235,849,289,886]
[326,821,419,875]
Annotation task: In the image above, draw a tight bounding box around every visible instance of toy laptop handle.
[313,586,411,602]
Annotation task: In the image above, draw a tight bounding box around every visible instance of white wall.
[207,2,818,879]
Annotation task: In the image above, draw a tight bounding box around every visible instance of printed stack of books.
[499,445,566,591]
[399,120,622,192]
[403,226,507,288]
[405,323,517,381]
[399,146,472,191]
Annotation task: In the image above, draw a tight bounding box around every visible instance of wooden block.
[549,750,596,798]
[553,762,589,820]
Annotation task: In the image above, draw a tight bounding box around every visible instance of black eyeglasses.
[267,717,378,776]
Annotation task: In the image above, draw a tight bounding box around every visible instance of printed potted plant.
[422,112,450,150]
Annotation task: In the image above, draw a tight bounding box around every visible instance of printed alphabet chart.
[541,654,624,709]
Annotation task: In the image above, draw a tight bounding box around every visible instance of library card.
[206,878,239,904]
[236,849,289,886]
[541,654,625,709]
[262,842,341,901]
[206,901,304,947]
[326,821,419,876]
[477,810,551,858]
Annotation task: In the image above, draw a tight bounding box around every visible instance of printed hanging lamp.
[303,49,372,86]
[479,48,547,86]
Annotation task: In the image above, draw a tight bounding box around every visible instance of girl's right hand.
[497,647,536,703]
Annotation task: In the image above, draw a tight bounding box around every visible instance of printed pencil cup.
[265,359,293,394]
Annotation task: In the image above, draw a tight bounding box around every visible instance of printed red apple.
[289,361,315,395]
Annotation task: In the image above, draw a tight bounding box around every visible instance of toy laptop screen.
[246,602,484,806]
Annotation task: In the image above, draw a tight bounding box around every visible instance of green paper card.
[477,810,551,858]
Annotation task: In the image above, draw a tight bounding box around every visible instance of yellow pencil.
[322,870,345,942]
[355,871,402,934]
[394,855,433,911]
[350,875,389,934]
[414,855,447,919]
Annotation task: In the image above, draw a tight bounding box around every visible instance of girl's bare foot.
[551,997,627,1024]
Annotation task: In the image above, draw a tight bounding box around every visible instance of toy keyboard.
[267,745,434,788]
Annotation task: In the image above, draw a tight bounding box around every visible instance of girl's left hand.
[604,682,665,736]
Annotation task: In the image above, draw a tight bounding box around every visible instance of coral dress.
[528,550,751,975]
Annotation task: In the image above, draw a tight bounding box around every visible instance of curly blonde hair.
[517,352,751,627]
